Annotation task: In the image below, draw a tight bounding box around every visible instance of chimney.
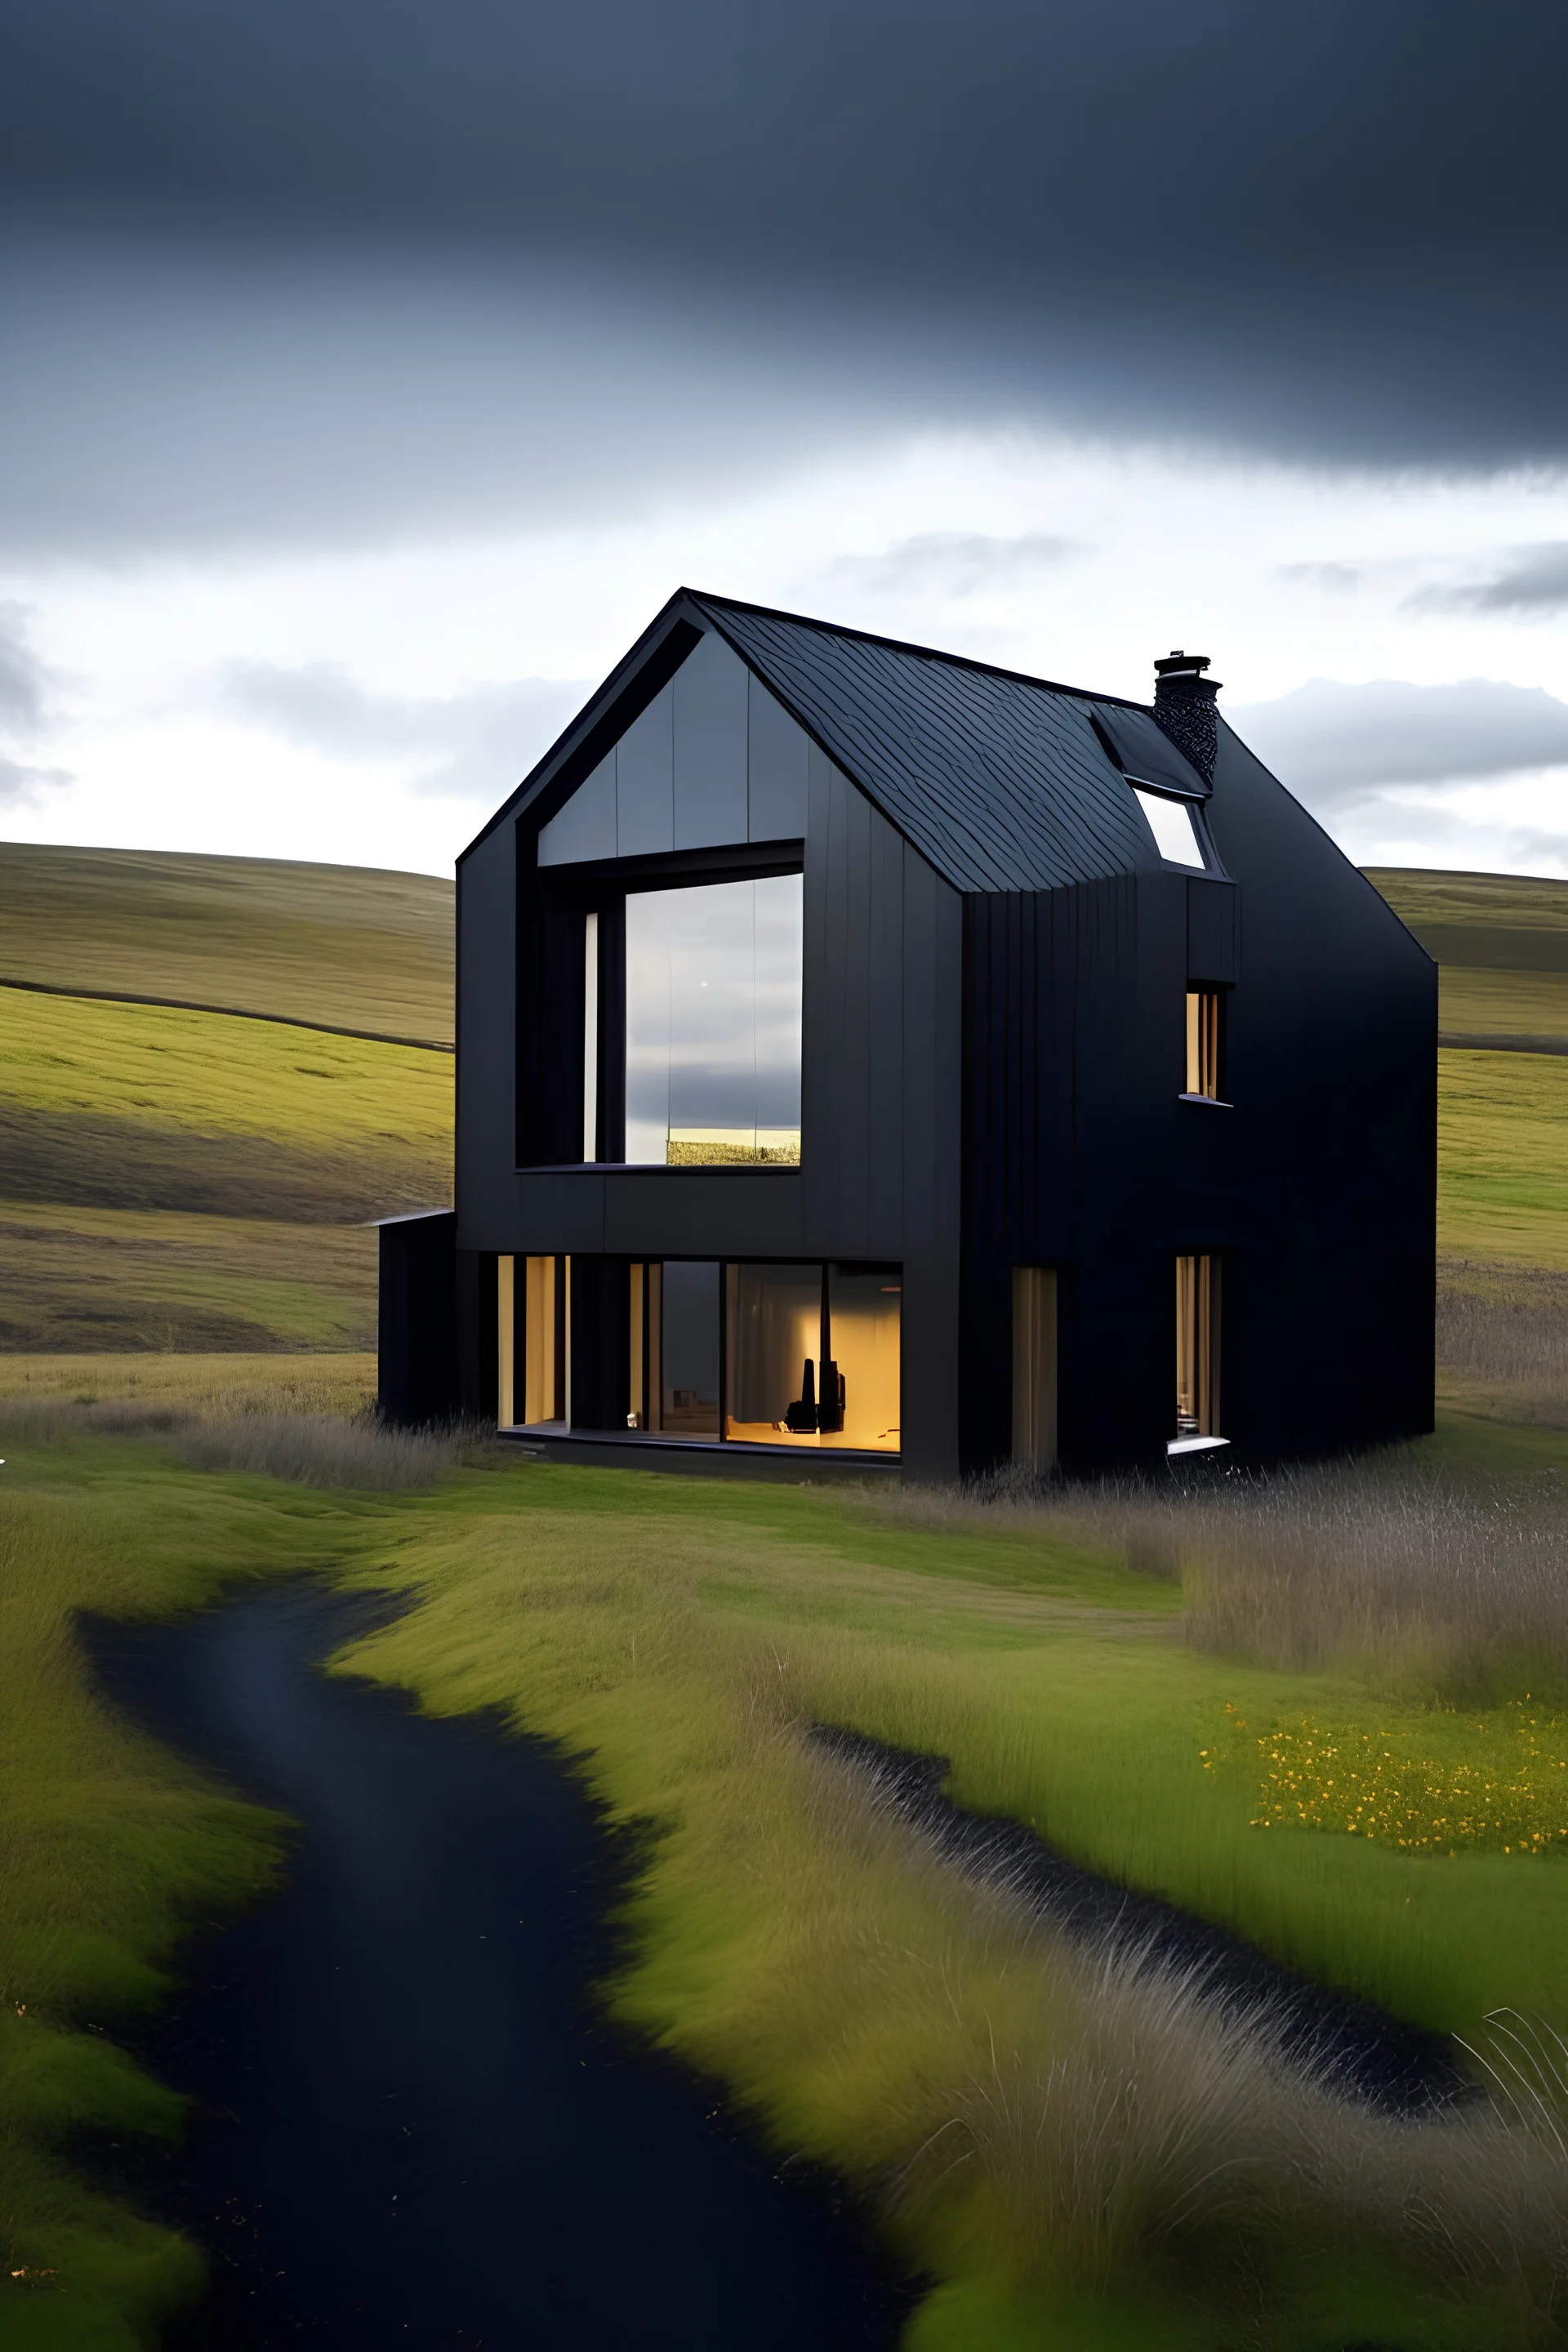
[1152,649,1221,785]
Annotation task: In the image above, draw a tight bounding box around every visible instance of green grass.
[1366,867,1568,1045]
[0,987,451,1227]
[0,843,453,1045]
[1438,1050,1568,1267]
[0,1352,377,1416]
[7,1405,1568,2350]
[0,1443,366,2350]
[0,1204,379,1352]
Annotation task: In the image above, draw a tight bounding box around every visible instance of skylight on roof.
[1131,786,1206,870]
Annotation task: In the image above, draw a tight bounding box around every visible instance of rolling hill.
[0,841,453,1045]
[1365,866,1568,1051]
[1365,867,1568,1270]
[0,842,1562,1356]
[0,844,453,1352]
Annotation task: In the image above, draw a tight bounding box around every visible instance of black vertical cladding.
[457,1249,499,1423]
[798,748,963,1477]
[376,1211,459,1427]
[1187,877,1238,988]
[1204,724,1436,1456]
[956,736,1434,1476]
[455,817,516,1241]
[961,873,1172,1477]
[898,845,964,1482]
[516,835,589,1169]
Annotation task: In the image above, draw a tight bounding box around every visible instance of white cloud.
[825,531,1081,599]
[217,662,592,799]
[7,430,1568,877]
[1232,678,1568,805]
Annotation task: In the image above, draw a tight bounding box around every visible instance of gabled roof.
[466,589,1211,894]
[688,593,1200,893]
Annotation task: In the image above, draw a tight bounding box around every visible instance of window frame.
[1180,987,1232,1107]
[1129,782,1215,872]
[525,837,804,1172]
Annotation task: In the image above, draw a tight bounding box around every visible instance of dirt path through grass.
[85,1580,911,2350]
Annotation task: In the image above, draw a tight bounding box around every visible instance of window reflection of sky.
[626,875,802,1165]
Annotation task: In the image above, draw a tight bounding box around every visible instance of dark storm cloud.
[0,228,956,557]
[1407,543,1568,616]
[827,532,1081,598]
[1232,679,1568,808]
[220,661,592,799]
[3,0,1568,559]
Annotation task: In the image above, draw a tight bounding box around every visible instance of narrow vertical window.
[497,1255,515,1428]
[582,911,599,1161]
[1184,990,1222,1100]
[1011,1267,1058,1474]
[628,1263,645,1428]
[523,1254,564,1423]
[1174,1254,1219,1441]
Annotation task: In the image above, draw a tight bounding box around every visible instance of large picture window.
[510,1255,901,1454]
[724,1262,900,1451]
[624,875,802,1166]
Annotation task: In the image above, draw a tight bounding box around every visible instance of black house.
[381,590,1435,1480]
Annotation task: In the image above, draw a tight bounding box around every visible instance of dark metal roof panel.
[688,596,1155,893]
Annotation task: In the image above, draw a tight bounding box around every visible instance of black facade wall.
[376,1210,459,1427]
[957,729,1436,1477]
[454,817,519,1245]
[456,1249,499,1423]
[960,872,1174,1477]
[800,747,963,1481]
[1202,724,1436,1457]
[453,697,963,1476]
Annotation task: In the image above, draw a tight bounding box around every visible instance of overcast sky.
[4,0,1568,878]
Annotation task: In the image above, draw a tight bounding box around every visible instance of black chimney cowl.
[1152,648,1222,785]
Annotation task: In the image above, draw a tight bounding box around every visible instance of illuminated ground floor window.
[1174,1252,1221,1446]
[502,1254,900,1454]
[723,1262,901,1451]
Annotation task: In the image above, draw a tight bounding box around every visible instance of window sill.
[503,1422,898,1465]
[514,1161,803,1174]
[1177,1093,1233,1108]
[1167,1436,1230,1457]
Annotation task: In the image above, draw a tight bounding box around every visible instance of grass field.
[0,843,453,1045]
[0,847,1557,1361]
[1367,868,1568,1046]
[1438,1050,1568,1269]
[0,973,452,1352]
[6,1406,1568,2350]
[0,1208,380,1352]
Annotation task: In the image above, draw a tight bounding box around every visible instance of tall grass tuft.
[176,1410,469,1490]
[858,1766,1568,2303]
[0,1392,472,1490]
[870,1460,1568,1704]
[1440,1258,1568,1425]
